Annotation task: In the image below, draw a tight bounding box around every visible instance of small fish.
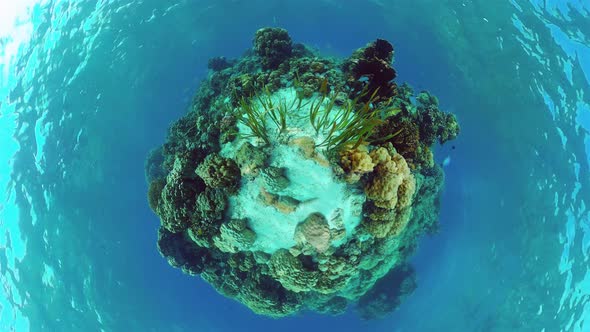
[299,197,319,207]
[381,107,402,118]
[442,156,451,167]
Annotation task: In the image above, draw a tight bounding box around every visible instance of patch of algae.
[146,27,459,318]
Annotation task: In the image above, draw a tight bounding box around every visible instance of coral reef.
[146,28,459,319]
[194,187,226,222]
[158,162,200,233]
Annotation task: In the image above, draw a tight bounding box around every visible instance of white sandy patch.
[223,88,365,254]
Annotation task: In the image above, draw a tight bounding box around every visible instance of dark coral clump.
[370,84,460,170]
[157,228,211,275]
[147,178,166,213]
[356,264,417,320]
[343,39,397,101]
[161,110,217,172]
[254,27,293,70]
[195,153,241,192]
[158,169,201,233]
[373,117,420,164]
[145,147,166,183]
[194,188,227,223]
[416,91,460,145]
[208,56,234,72]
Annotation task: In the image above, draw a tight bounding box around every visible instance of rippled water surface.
[1,1,589,331]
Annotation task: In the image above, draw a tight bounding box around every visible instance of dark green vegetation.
[145,28,459,318]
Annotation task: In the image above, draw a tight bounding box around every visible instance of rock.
[329,209,346,243]
[235,142,267,178]
[260,166,290,192]
[294,213,331,253]
[290,136,329,167]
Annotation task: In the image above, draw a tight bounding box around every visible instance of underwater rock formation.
[145,27,459,318]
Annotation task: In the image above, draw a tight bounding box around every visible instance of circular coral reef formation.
[146,28,459,318]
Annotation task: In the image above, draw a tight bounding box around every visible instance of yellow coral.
[339,144,375,183]
[368,146,390,165]
[365,147,416,210]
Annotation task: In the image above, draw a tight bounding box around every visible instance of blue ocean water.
[0,0,589,331]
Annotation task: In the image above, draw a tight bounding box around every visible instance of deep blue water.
[1,0,589,331]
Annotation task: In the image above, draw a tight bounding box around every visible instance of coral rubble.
[145,28,459,318]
